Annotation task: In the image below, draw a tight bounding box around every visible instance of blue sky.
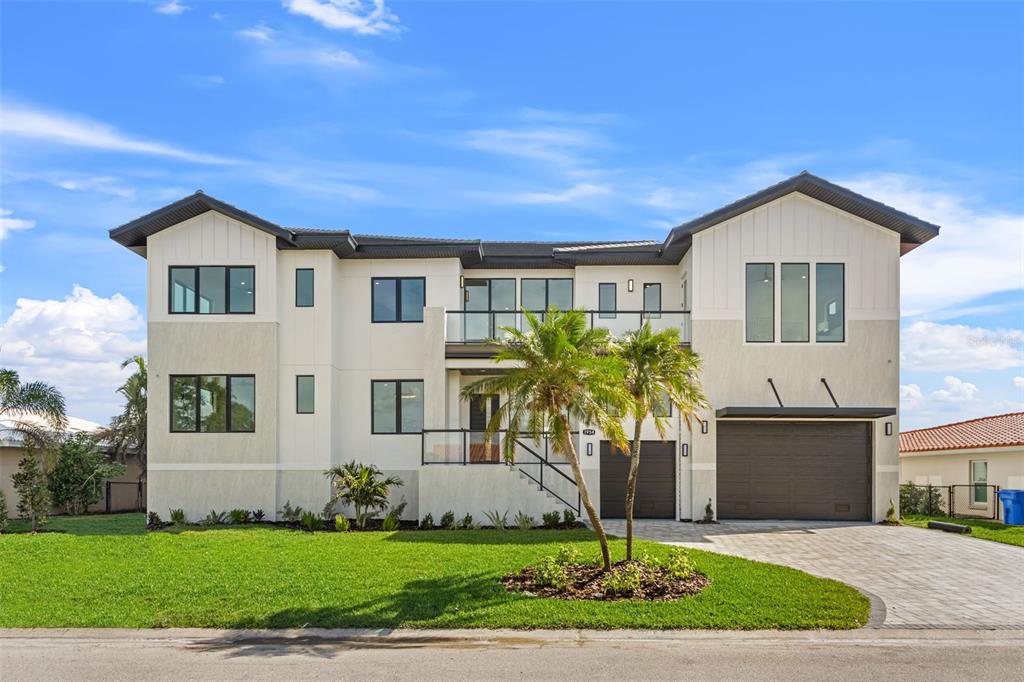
[1,1,1021,427]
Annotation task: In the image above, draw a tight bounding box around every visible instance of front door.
[469,394,500,462]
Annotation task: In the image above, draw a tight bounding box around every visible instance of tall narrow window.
[170,268,197,313]
[372,277,425,322]
[199,267,227,314]
[295,269,314,307]
[168,266,255,314]
[296,375,315,414]
[970,461,988,505]
[598,283,617,319]
[643,283,662,319]
[228,267,255,313]
[170,375,255,432]
[815,263,845,342]
[781,263,809,342]
[745,263,774,342]
[371,380,423,434]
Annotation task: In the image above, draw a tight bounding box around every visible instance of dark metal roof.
[716,406,897,419]
[667,171,940,252]
[109,172,940,265]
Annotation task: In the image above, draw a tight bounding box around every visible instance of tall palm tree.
[0,368,68,451]
[103,356,147,477]
[462,308,630,571]
[613,324,706,559]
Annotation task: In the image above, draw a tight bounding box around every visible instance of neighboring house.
[109,172,939,524]
[900,412,1024,506]
[0,414,145,516]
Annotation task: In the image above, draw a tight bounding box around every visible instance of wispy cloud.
[463,127,601,166]
[238,23,275,43]
[154,1,188,16]
[1,101,236,164]
[54,175,136,199]
[236,24,364,69]
[285,0,401,36]
[493,183,612,206]
[0,208,36,240]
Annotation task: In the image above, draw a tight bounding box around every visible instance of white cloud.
[1013,376,1024,389]
[901,321,1023,372]
[285,0,401,36]
[238,23,275,43]
[0,208,36,240]
[463,127,600,165]
[236,25,364,69]
[0,101,236,164]
[54,175,136,199]
[501,183,611,205]
[0,286,146,424]
[900,383,924,411]
[840,173,1023,317]
[154,1,189,15]
[930,375,980,404]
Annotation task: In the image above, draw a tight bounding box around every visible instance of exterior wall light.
[885,422,893,436]
[700,420,709,434]
[681,443,689,458]
[627,278,634,292]
[459,275,465,288]
[586,442,593,456]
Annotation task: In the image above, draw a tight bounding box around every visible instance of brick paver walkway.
[601,519,1024,629]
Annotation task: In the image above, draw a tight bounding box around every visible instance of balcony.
[445,310,691,358]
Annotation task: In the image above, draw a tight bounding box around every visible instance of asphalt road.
[2,628,1022,681]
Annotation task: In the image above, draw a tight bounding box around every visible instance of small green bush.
[459,513,475,529]
[279,501,303,523]
[169,508,186,525]
[542,511,561,528]
[381,514,400,532]
[202,510,226,526]
[228,508,251,524]
[334,514,351,532]
[885,499,900,525]
[0,491,8,533]
[532,556,570,590]
[252,509,265,522]
[665,547,695,580]
[12,456,50,531]
[555,545,582,566]
[440,510,456,529]
[419,513,434,530]
[47,433,125,515]
[148,511,164,527]
[602,563,642,596]
[484,509,508,530]
[703,498,715,523]
[900,482,924,516]
[562,509,576,527]
[923,484,946,516]
[300,510,323,532]
[514,511,536,530]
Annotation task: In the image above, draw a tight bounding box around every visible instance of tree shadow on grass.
[383,528,598,545]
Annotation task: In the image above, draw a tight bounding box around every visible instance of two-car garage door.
[717,421,871,521]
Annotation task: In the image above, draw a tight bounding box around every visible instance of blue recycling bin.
[997,490,1024,525]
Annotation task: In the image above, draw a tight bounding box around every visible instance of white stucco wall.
[900,447,1024,490]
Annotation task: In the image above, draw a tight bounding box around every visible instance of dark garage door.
[717,421,871,521]
[600,441,675,518]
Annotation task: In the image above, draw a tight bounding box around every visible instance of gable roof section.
[666,171,940,253]
[109,171,940,265]
[899,412,1024,454]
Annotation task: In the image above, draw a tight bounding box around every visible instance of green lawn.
[0,513,868,630]
[902,515,1024,548]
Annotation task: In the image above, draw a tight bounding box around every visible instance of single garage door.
[717,421,871,521]
[600,441,675,518]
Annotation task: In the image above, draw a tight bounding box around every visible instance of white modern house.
[109,172,939,524]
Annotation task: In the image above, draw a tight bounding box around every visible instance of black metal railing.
[445,310,691,344]
[104,480,146,513]
[421,428,581,514]
[900,483,1001,521]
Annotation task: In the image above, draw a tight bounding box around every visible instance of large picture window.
[745,263,774,342]
[815,263,845,343]
[371,380,424,434]
[169,266,254,314]
[521,278,573,311]
[781,263,809,342]
[170,375,255,432]
[372,277,425,322]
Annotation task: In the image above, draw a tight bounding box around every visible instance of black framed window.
[168,266,254,314]
[781,263,809,342]
[170,374,255,432]
[372,277,425,322]
[371,380,424,434]
[295,269,314,307]
[745,263,774,342]
[816,263,845,343]
[521,278,573,311]
[653,392,672,418]
[643,283,662,319]
[296,375,315,414]
[598,283,617,319]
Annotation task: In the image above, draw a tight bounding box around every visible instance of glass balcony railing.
[445,310,691,344]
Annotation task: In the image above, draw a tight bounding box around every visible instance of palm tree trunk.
[563,435,612,571]
[624,419,643,561]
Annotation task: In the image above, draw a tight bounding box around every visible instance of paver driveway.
[601,519,1024,629]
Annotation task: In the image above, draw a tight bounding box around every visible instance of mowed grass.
[901,515,1024,548]
[0,514,868,630]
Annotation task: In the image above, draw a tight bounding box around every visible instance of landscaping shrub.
[562,509,576,528]
[381,515,399,532]
[532,556,570,590]
[923,484,946,516]
[885,499,900,525]
[900,482,924,516]
[12,456,50,532]
[555,545,582,566]
[202,510,226,526]
[325,461,403,529]
[485,509,509,530]
[419,513,434,530]
[147,511,164,527]
[0,491,8,533]
[299,511,323,532]
[702,498,715,523]
[514,511,536,530]
[542,511,561,528]
[169,508,186,525]
[665,547,695,580]
[601,563,643,596]
[334,514,351,532]
[459,513,476,530]
[47,433,125,516]
[252,509,265,522]
[228,508,251,525]
[279,501,303,524]
[440,510,456,529]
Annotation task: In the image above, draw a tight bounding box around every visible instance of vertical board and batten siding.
[692,193,900,320]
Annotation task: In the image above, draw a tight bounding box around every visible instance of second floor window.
[745,263,774,342]
[296,375,315,414]
[816,263,845,342]
[643,283,662,318]
[372,277,425,322]
[598,283,617,319]
[372,380,424,434]
[295,269,314,307]
[170,374,255,432]
[781,263,809,342]
[169,266,254,314]
[521,278,573,311]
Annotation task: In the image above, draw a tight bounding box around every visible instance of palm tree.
[461,308,630,571]
[0,368,67,452]
[103,356,147,478]
[325,461,403,528]
[613,324,706,560]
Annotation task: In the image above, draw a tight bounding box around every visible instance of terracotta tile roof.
[899,412,1024,454]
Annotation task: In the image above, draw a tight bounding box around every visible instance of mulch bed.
[503,560,710,601]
